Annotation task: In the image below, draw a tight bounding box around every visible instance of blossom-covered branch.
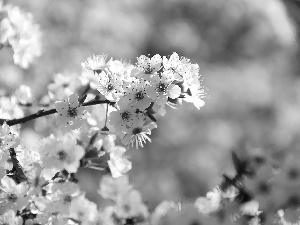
[0,41,206,223]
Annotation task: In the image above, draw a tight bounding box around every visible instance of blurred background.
[1,0,300,211]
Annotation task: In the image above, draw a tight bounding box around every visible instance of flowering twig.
[2,99,115,127]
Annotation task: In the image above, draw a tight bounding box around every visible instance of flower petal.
[121,133,131,145]
[68,119,83,130]
[1,176,16,191]
[146,86,157,100]
[167,84,181,99]
[73,145,85,160]
[54,102,68,114]
[136,97,152,111]
[56,115,68,127]
[64,160,80,173]
[62,134,76,150]
[68,93,79,108]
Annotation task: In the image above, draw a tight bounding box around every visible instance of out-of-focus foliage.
[1,0,298,214]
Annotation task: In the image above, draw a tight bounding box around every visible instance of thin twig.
[6,109,56,126]
[104,103,109,127]
[3,99,115,127]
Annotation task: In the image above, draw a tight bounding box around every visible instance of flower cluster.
[185,149,300,225]
[0,2,300,223]
[97,175,149,224]
[0,1,42,68]
[3,3,300,224]
[81,53,205,148]
[0,48,206,224]
[8,1,300,225]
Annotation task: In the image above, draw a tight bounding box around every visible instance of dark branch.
[3,99,115,127]
[6,109,56,126]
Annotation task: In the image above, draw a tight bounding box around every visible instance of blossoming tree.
[0,1,299,225]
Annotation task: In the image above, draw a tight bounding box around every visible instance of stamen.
[107,83,114,91]
[63,195,72,204]
[67,107,78,118]
[134,91,144,100]
[156,82,167,93]
[7,193,17,203]
[121,111,131,121]
[132,127,142,135]
[129,132,151,149]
